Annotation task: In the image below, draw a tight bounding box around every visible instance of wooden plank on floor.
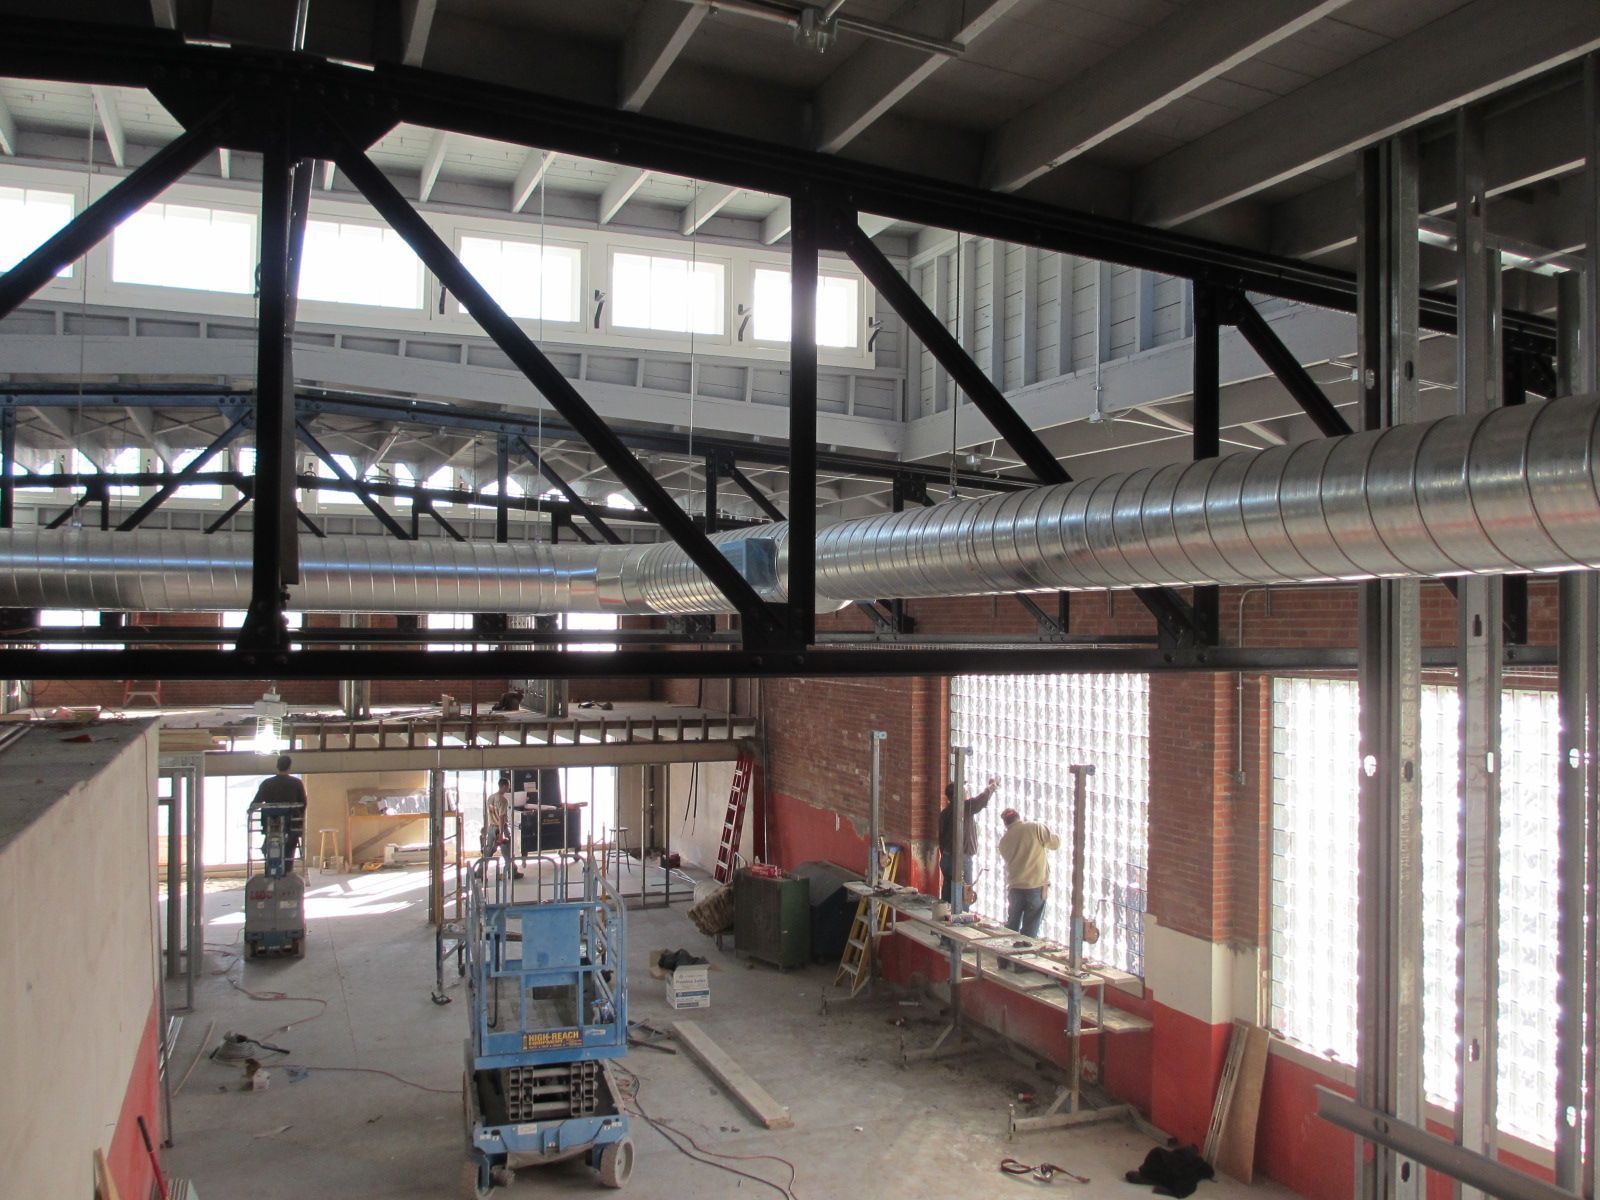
[671,1020,794,1129]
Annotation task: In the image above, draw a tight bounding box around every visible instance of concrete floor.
[164,867,1299,1199]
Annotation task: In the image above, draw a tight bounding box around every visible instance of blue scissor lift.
[461,855,633,1196]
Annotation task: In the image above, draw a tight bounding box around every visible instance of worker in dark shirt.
[248,754,309,869]
[937,775,997,905]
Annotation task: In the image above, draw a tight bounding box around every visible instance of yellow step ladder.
[834,842,901,997]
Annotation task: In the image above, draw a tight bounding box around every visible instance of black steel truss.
[0,19,1559,680]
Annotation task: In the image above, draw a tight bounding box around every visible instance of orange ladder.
[713,752,755,883]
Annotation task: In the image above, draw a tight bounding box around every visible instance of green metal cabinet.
[733,869,810,970]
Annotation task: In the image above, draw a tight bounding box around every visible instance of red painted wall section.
[1255,1053,1357,1200]
[1146,999,1232,1148]
[104,995,162,1200]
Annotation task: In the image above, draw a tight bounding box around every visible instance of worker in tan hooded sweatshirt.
[996,807,1060,937]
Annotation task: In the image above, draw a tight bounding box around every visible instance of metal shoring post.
[1067,763,1094,1114]
[867,729,886,995]
[1452,105,1502,1200]
[165,776,182,981]
[187,763,203,1012]
[948,744,970,1042]
[1354,134,1425,1200]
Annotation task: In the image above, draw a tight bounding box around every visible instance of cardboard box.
[666,963,710,1009]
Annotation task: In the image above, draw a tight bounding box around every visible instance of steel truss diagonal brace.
[328,129,785,643]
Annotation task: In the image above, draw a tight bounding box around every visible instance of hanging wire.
[686,178,699,521]
[947,230,961,502]
[74,91,98,527]
[536,165,546,540]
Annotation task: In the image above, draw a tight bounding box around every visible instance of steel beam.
[494,432,510,543]
[788,195,820,645]
[1230,295,1354,437]
[726,462,784,522]
[0,409,14,530]
[515,435,622,544]
[1191,283,1221,645]
[844,224,1069,487]
[296,421,411,541]
[0,19,1560,351]
[116,410,251,531]
[1452,106,1502,1200]
[0,111,223,322]
[329,134,786,642]
[1353,135,1424,1200]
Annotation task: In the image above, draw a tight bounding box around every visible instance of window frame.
[452,227,585,329]
[295,204,429,315]
[746,259,867,354]
[603,245,732,346]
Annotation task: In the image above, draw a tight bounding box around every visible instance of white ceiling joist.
[418,129,450,202]
[218,148,230,178]
[598,166,651,225]
[680,182,739,236]
[618,0,707,113]
[0,92,17,155]
[399,0,438,68]
[1136,0,1600,228]
[90,86,125,168]
[761,199,792,245]
[322,160,337,191]
[857,214,897,239]
[149,0,178,29]
[511,148,556,212]
[813,0,1022,155]
[983,0,1353,194]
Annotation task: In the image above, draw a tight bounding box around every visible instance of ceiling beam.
[89,85,125,168]
[399,0,438,68]
[321,159,337,190]
[1270,78,1587,260]
[598,166,650,224]
[511,148,555,212]
[984,0,1352,194]
[217,147,230,178]
[813,0,1023,154]
[418,128,450,202]
[0,91,16,155]
[761,199,792,245]
[1136,0,1600,228]
[618,0,707,113]
[680,181,739,235]
[149,0,177,29]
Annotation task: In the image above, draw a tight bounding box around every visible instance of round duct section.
[0,394,1595,615]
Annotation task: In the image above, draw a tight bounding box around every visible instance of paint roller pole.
[868,730,886,887]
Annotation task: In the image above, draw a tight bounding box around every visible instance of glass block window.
[1270,677,1562,1147]
[950,673,1149,976]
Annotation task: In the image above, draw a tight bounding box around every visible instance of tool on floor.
[136,1115,169,1200]
[834,842,902,996]
[460,844,633,1195]
[242,798,306,959]
[712,751,754,883]
[1000,1157,1090,1185]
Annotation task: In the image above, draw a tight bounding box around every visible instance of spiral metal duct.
[0,395,1597,614]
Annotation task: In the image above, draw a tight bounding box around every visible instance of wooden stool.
[317,828,341,872]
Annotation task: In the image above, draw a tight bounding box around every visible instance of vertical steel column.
[1067,762,1094,1111]
[428,768,444,927]
[1452,108,1502,1200]
[494,433,510,544]
[243,128,304,649]
[1192,283,1221,645]
[704,456,718,535]
[787,195,818,646]
[0,408,14,530]
[868,729,885,887]
[949,744,969,915]
[1355,135,1424,1200]
[1555,57,1600,1194]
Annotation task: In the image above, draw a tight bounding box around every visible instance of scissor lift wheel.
[598,1137,634,1189]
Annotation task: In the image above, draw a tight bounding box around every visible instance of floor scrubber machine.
[460,850,633,1196]
[243,799,306,958]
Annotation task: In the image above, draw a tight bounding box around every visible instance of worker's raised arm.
[965,776,999,815]
[1043,827,1061,851]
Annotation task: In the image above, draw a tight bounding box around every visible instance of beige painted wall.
[0,720,160,1198]
[665,760,747,873]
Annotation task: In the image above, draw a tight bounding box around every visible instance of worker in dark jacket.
[937,775,997,905]
[247,754,308,868]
